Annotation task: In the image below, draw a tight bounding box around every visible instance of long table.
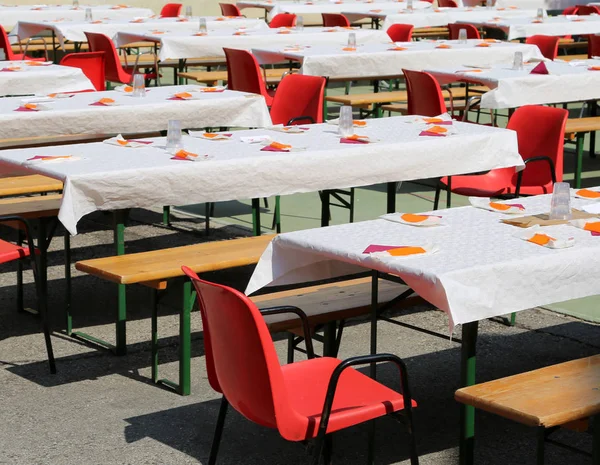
[0,61,94,97]
[245,193,600,464]
[342,6,541,29]
[114,26,387,60]
[254,39,544,79]
[0,116,523,235]
[0,4,153,30]
[460,14,600,40]
[12,17,268,48]
[0,86,272,139]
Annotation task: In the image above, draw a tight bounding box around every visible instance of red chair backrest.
[224,48,271,100]
[0,25,16,60]
[270,74,326,125]
[588,34,600,58]
[447,23,480,40]
[386,24,414,42]
[269,13,297,28]
[403,69,447,116]
[562,5,579,14]
[508,105,568,187]
[60,51,106,91]
[182,267,310,441]
[219,3,242,16]
[525,35,559,60]
[438,0,459,7]
[85,31,130,84]
[321,13,350,27]
[575,4,600,14]
[160,3,182,17]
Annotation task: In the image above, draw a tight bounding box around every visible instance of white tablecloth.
[12,17,268,47]
[427,59,600,108]
[360,6,542,30]
[254,39,544,78]
[0,4,153,30]
[461,15,600,40]
[115,26,387,60]
[0,61,94,96]
[245,194,600,329]
[0,116,522,235]
[237,0,432,19]
[0,86,271,139]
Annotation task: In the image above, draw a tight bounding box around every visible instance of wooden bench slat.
[455,355,600,428]
[0,194,62,219]
[179,68,286,85]
[565,116,600,135]
[0,175,63,197]
[75,234,275,285]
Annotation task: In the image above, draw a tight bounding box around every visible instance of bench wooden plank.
[565,116,600,136]
[0,175,63,197]
[179,68,287,85]
[455,355,600,428]
[75,234,275,285]
[254,277,412,333]
[0,194,62,219]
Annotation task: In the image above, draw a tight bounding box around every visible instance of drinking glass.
[549,182,572,220]
[199,17,207,33]
[296,15,304,31]
[185,5,192,18]
[132,73,145,97]
[486,0,492,9]
[407,0,413,12]
[73,0,79,9]
[536,7,544,20]
[166,119,184,153]
[338,105,354,137]
[347,32,356,49]
[458,28,467,44]
[512,51,523,70]
[85,7,93,21]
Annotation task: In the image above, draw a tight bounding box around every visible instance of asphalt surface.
[0,207,598,465]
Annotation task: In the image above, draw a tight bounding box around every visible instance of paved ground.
[0,196,598,465]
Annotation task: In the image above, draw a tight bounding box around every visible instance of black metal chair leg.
[208,396,229,465]
[16,257,24,312]
[433,183,442,210]
[286,332,295,364]
[323,435,333,465]
[445,176,452,209]
[349,188,355,223]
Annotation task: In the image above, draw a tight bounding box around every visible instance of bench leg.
[536,426,545,465]
[179,280,193,396]
[574,134,585,189]
[320,190,331,227]
[593,414,600,465]
[387,182,397,214]
[252,198,262,236]
[162,206,171,226]
[459,321,479,465]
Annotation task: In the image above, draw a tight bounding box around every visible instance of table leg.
[370,270,379,374]
[387,182,397,213]
[252,198,262,236]
[64,233,72,335]
[574,134,584,189]
[320,190,331,227]
[459,321,479,465]
[114,210,127,355]
[37,218,56,373]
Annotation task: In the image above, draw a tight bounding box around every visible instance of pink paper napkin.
[260,145,289,152]
[14,106,37,112]
[340,137,369,144]
[530,62,549,75]
[363,244,401,253]
[419,130,446,137]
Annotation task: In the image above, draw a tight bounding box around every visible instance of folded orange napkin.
[342,47,357,51]
[90,97,118,106]
[570,219,600,235]
[388,46,407,51]
[475,42,491,47]
[171,149,209,161]
[436,43,451,49]
[380,212,443,226]
[340,134,370,144]
[588,66,600,71]
[363,243,438,257]
[470,197,525,213]
[575,188,600,198]
[516,229,575,249]
[261,141,293,152]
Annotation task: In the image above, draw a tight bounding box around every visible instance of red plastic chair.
[219,3,243,16]
[434,105,568,209]
[1,216,55,374]
[562,5,579,14]
[85,32,158,85]
[447,23,480,40]
[525,35,559,60]
[387,24,414,42]
[59,52,106,91]
[270,74,326,125]
[321,13,350,27]
[223,48,275,105]
[159,3,182,17]
[182,267,419,465]
[588,34,600,57]
[403,69,447,116]
[1,25,46,61]
[269,13,297,28]
[438,0,459,7]
[575,4,600,14]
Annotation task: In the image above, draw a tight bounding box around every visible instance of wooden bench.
[179,68,288,86]
[0,194,62,219]
[564,116,600,188]
[75,235,415,395]
[456,355,600,463]
[0,175,63,197]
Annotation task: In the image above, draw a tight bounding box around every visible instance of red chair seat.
[0,239,30,264]
[283,357,416,438]
[441,172,553,197]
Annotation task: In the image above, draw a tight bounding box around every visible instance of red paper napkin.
[530,62,549,75]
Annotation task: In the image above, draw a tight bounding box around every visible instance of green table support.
[459,321,479,465]
[574,133,585,189]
